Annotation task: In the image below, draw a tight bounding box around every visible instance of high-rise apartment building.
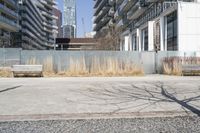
[18,0,58,50]
[93,0,115,37]
[63,0,76,38]
[94,0,200,51]
[53,7,62,38]
[0,0,20,47]
[36,0,58,46]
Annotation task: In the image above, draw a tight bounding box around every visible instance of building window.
[142,28,148,51]
[166,11,177,51]
[121,40,125,51]
[154,21,160,51]
[132,34,137,51]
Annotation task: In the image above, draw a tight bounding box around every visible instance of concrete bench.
[182,64,200,76]
[12,65,43,77]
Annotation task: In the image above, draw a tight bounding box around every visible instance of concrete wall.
[20,50,155,74]
[0,48,21,67]
[178,2,200,51]
[0,48,200,74]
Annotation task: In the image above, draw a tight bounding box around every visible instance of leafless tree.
[96,26,122,51]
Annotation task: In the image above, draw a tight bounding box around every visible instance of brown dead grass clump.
[43,56,55,76]
[26,56,55,77]
[162,56,200,76]
[64,57,89,76]
[0,68,12,77]
[26,56,144,77]
[63,57,144,77]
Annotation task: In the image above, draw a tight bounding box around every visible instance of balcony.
[41,11,57,19]
[22,29,45,46]
[108,0,115,6]
[108,19,114,26]
[22,36,46,50]
[0,3,18,19]
[20,5,44,28]
[45,0,57,5]
[118,0,134,14]
[116,19,123,28]
[44,27,54,33]
[94,6,110,23]
[108,7,115,17]
[4,0,17,8]
[21,13,44,35]
[94,0,107,16]
[133,1,178,29]
[40,0,54,9]
[114,9,121,20]
[94,15,110,31]
[22,21,46,40]
[94,0,102,8]
[146,0,160,2]
[92,24,96,30]
[43,23,58,31]
[116,0,123,5]
[163,1,178,11]
[127,2,146,20]
[0,32,10,40]
[52,25,58,30]
[0,16,20,32]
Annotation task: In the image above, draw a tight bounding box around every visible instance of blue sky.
[56,0,93,37]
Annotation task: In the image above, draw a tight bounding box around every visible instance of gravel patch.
[0,116,200,133]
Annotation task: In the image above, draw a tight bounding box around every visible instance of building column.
[120,39,123,51]
[148,21,154,51]
[129,33,132,51]
[124,36,129,51]
[136,28,141,51]
[160,16,165,51]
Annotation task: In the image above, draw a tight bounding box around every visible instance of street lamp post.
[53,31,57,50]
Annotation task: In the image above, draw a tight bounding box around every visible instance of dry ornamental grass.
[0,68,12,77]
[26,56,144,77]
[162,56,200,76]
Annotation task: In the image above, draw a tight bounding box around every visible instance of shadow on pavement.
[71,82,200,116]
[0,86,22,93]
[161,86,200,116]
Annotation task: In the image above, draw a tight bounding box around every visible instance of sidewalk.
[0,75,200,121]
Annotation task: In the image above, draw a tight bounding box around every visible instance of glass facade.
[132,34,137,51]
[166,11,177,51]
[63,0,76,38]
[142,28,148,51]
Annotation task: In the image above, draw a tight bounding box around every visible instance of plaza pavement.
[0,75,200,121]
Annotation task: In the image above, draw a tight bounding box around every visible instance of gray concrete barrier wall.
[21,51,153,74]
[0,48,200,74]
[0,48,21,67]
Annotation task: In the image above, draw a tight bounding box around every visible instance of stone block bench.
[12,65,43,77]
[182,64,200,76]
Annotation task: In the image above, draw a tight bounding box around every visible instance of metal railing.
[0,3,18,18]
[0,16,20,29]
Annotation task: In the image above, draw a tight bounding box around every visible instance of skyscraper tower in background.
[63,0,76,38]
